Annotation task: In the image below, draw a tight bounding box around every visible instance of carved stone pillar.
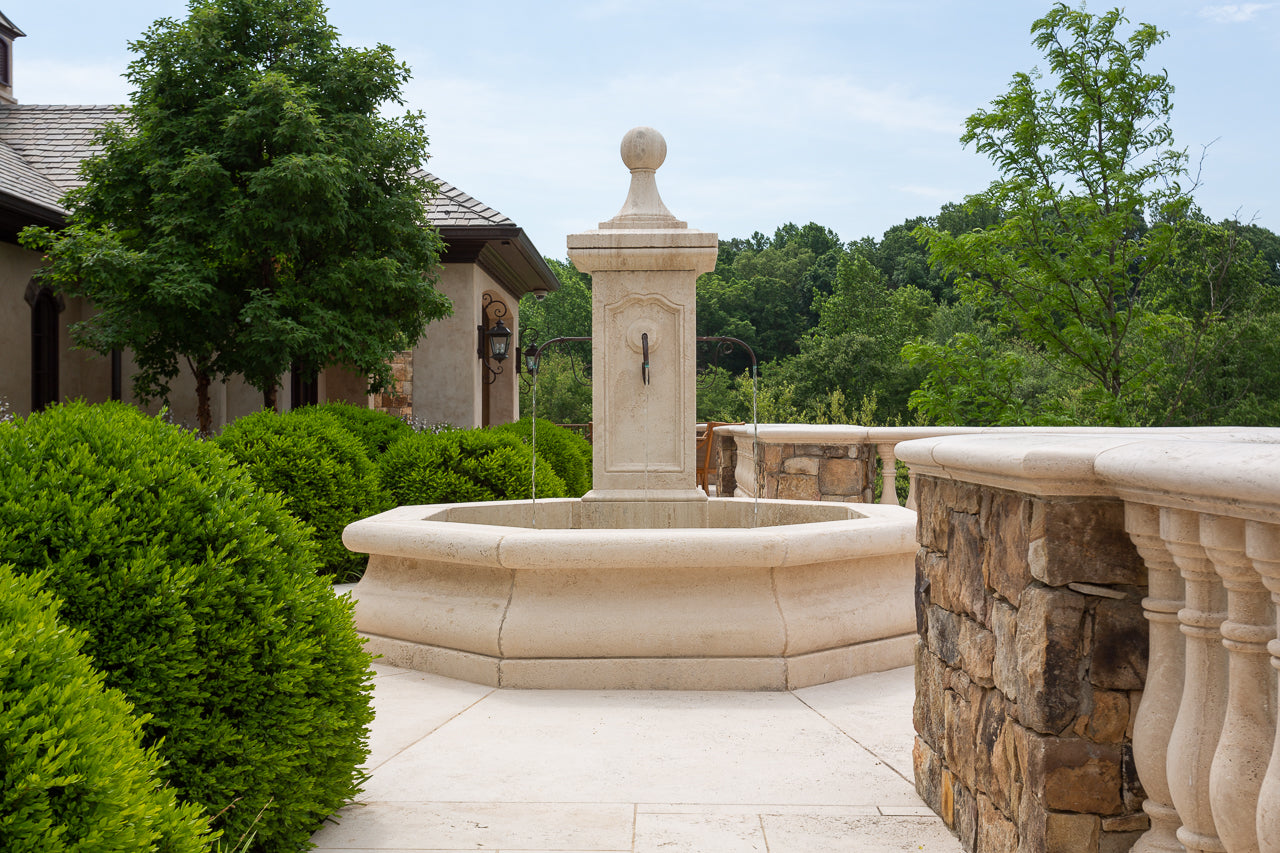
[1246,520,1280,853]
[1125,502,1187,853]
[1202,514,1275,853]
[1162,507,1228,853]
[876,442,899,506]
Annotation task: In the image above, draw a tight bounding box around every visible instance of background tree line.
[521,3,1280,429]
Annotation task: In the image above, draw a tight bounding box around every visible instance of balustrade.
[1125,503,1185,853]
[894,430,1280,853]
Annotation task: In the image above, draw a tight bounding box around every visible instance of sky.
[9,1,1280,259]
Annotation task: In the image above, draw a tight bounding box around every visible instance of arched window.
[27,283,61,412]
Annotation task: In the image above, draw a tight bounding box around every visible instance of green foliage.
[915,3,1196,426]
[22,0,449,433]
[216,408,391,581]
[0,564,210,853]
[0,402,374,853]
[518,258,594,426]
[380,428,567,506]
[490,417,592,496]
[291,401,413,458]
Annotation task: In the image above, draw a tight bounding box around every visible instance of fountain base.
[343,498,918,690]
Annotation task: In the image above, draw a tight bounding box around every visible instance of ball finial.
[620,126,667,172]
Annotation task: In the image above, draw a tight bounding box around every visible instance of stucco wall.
[412,263,520,428]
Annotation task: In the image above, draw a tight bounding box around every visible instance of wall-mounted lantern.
[478,294,512,385]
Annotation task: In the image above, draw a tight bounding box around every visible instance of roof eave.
[0,190,64,242]
[436,224,560,298]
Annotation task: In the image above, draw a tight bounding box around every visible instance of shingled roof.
[0,104,558,293]
[0,104,120,232]
[414,167,516,228]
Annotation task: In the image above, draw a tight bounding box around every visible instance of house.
[0,10,556,430]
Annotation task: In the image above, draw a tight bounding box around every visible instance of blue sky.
[10,1,1279,259]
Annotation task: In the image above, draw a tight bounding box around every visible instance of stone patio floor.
[309,659,964,853]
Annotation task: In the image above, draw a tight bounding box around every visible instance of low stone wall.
[715,426,874,502]
[912,474,1149,853]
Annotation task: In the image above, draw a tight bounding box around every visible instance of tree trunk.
[263,384,277,412]
[195,369,212,437]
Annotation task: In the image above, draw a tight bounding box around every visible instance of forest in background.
[518,4,1280,430]
[518,211,1280,429]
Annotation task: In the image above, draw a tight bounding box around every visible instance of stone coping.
[896,428,1280,520]
[719,423,1262,445]
[343,498,917,571]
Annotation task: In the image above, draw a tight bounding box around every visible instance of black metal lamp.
[487,318,511,362]
[478,294,512,385]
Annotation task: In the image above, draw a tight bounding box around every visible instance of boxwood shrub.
[0,402,374,853]
[291,401,412,458]
[380,427,567,506]
[0,564,210,853]
[216,408,390,581]
[490,416,592,496]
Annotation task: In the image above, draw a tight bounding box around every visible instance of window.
[290,361,318,409]
[30,286,59,411]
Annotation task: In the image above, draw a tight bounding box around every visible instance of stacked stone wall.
[371,350,413,420]
[719,435,874,502]
[913,475,1150,852]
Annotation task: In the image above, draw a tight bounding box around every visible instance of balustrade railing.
[896,430,1280,853]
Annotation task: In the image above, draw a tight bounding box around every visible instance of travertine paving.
[310,662,963,852]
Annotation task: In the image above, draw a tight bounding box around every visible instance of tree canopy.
[23,0,449,434]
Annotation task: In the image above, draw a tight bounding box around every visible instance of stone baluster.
[1202,514,1275,853]
[1125,502,1187,853]
[1246,520,1280,853]
[1162,507,1230,853]
[876,442,900,506]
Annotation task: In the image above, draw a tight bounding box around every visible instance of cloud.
[1199,3,1274,23]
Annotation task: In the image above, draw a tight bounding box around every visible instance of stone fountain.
[343,128,919,690]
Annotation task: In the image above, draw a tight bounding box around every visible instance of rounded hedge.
[290,401,412,458]
[380,427,567,506]
[0,402,374,853]
[489,417,592,496]
[0,564,210,853]
[216,408,390,581]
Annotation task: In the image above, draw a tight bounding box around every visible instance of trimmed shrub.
[490,416,592,496]
[380,427,567,506]
[216,408,390,581]
[0,564,210,853]
[291,401,412,458]
[0,402,374,853]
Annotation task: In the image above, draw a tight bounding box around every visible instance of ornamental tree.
[912,3,1192,425]
[23,0,449,434]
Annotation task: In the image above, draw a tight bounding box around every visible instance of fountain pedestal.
[568,127,718,519]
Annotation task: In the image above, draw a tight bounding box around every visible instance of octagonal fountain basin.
[343,497,918,690]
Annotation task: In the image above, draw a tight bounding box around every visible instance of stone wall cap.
[896,428,1280,514]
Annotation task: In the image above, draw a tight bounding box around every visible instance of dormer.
[0,10,25,105]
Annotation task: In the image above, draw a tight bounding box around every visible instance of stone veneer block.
[981,490,1034,605]
[1015,585,1089,734]
[1029,498,1145,587]
[946,511,989,624]
[1089,596,1148,690]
